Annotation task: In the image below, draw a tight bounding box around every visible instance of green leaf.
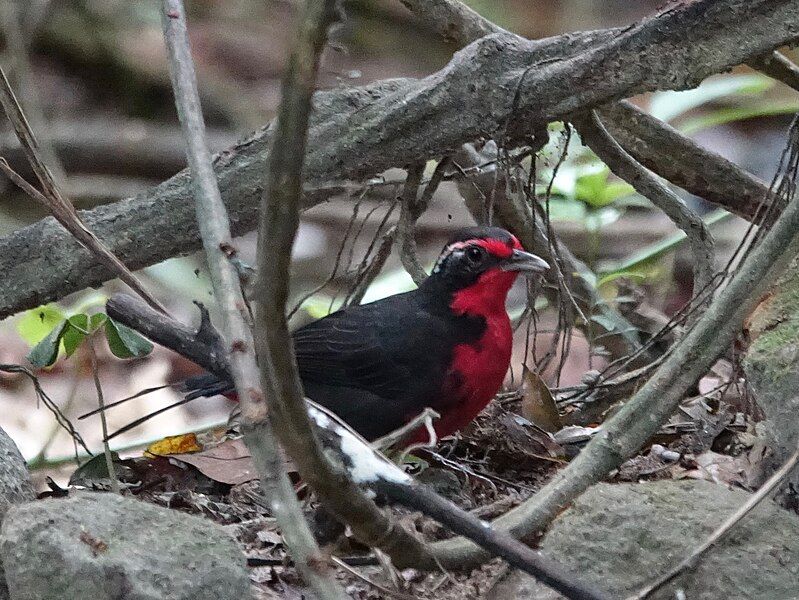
[89,312,108,331]
[574,169,609,207]
[68,452,120,487]
[27,320,67,368]
[62,314,108,358]
[649,74,774,122]
[62,324,86,356]
[104,318,153,359]
[574,168,634,209]
[17,305,66,346]
[679,99,799,134]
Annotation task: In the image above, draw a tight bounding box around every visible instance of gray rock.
[0,428,34,518]
[0,427,34,600]
[489,481,799,600]
[1,492,250,600]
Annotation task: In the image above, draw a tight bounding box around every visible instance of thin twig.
[331,556,417,600]
[87,339,120,495]
[160,1,344,597]
[372,407,440,451]
[631,444,799,600]
[347,224,397,306]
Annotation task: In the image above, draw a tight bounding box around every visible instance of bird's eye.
[465,246,484,263]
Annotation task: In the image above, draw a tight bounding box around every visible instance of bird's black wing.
[292,299,420,401]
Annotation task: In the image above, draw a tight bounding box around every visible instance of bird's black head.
[423,226,548,301]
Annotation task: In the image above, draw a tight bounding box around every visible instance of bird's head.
[424,226,549,316]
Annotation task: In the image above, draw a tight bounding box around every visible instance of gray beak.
[500,249,549,273]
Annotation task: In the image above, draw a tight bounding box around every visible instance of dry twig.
[252,0,433,571]
[160,1,344,596]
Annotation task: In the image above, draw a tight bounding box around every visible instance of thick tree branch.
[161,2,344,596]
[0,0,795,319]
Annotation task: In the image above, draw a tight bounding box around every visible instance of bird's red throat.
[430,236,523,440]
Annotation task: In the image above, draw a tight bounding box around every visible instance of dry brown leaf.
[519,365,562,433]
[172,438,258,485]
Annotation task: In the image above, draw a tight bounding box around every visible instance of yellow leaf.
[145,433,202,457]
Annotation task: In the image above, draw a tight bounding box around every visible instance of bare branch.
[601,101,772,221]
[253,0,432,571]
[428,118,799,570]
[575,110,716,311]
[750,50,799,93]
[398,0,504,46]
[160,2,344,596]
[347,224,397,306]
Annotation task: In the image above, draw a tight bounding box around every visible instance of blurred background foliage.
[0,0,793,483]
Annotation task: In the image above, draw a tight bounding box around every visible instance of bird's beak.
[500,249,549,273]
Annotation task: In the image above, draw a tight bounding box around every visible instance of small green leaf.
[27,320,68,367]
[89,313,107,331]
[105,318,153,359]
[574,169,609,207]
[17,305,67,346]
[68,452,120,487]
[62,327,86,358]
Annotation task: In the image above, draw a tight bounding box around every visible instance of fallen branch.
[631,444,799,600]
[161,2,344,596]
[428,115,799,569]
[0,1,793,319]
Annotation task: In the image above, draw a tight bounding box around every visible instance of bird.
[180,226,548,442]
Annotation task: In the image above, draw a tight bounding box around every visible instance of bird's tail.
[78,372,237,441]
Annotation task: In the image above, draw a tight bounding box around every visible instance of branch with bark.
[0,0,794,320]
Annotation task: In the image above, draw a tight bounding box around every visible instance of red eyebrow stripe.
[473,237,517,258]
